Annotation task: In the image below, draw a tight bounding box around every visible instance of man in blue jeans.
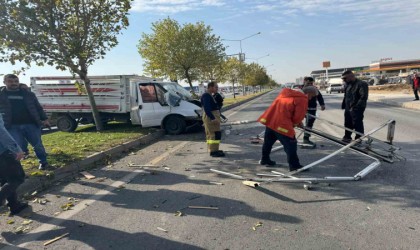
[0,113,29,215]
[0,74,50,170]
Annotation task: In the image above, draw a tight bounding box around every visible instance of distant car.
[326,83,344,94]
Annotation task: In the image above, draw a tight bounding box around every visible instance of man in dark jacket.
[341,70,369,143]
[0,74,50,170]
[0,113,29,215]
[303,77,325,146]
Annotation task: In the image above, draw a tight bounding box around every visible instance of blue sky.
[2,0,420,86]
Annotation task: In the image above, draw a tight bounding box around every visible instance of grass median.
[22,123,154,175]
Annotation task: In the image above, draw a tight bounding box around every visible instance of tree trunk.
[185,70,197,98]
[79,73,104,131]
[232,80,236,99]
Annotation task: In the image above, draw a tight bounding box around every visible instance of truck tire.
[164,115,186,135]
[57,115,78,132]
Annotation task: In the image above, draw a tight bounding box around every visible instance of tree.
[217,57,245,99]
[138,17,225,92]
[0,0,132,131]
[243,63,269,89]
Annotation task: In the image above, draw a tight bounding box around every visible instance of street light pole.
[247,53,270,64]
[222,32,261,97]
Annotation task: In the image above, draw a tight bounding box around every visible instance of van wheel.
[57,115,78,132]
[164,116,186,135]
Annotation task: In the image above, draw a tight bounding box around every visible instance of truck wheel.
[164,116,186,135]
[57,115,78,132]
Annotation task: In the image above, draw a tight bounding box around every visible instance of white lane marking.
[5,141,189,249]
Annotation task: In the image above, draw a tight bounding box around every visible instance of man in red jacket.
[258,86,318,171]
[412,72,419,101]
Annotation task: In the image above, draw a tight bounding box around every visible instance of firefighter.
[201,82,225,157]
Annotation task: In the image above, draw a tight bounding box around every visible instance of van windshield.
[160,82,193,100]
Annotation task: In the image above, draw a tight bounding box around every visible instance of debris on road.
[21,220,33,225]
[174,211,184,217]
[43,233,70,246]
[252,222,263,231]
[188,195,202,201]
[209,181,224,185]
[14,226,30,234]
[157,227,168,233]
[7,219,14,224]
[128,163,161,168]
[80,171,96,180]
[188,206,219,210]
[242,181,260,188]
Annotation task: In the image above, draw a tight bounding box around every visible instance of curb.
[369,96,420,111]
[17,130,165,196]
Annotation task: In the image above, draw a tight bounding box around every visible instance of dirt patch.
[369,84,412,95]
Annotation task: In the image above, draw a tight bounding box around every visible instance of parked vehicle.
[326,79,344,94]
[31,75,202,134]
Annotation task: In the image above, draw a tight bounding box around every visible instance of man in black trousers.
[302,77,325,146]
[0,113,28,215]
[341,70,369,143]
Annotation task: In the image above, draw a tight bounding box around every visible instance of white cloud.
[251,0,420,28]
[131,0,225,13]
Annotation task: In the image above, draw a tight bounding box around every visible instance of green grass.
[224,90,270,107]
[22,123,153,174]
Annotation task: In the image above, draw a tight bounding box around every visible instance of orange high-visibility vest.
[258,88,308,138]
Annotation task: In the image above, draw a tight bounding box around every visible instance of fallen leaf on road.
[61,202,74,211]
[30,171,44,177]
[21,220,33,225]
[366,206,371,211]
[174,211,184,217]
[7,219,14,224]
[252,222,263,231]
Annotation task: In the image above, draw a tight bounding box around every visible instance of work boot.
[210,151,225,157]
[303,138,315,146]
[342,137,352,144]
[259,159,276,166]
[289,165,309,172]
[9,202,29,216]
[38,163,50,170]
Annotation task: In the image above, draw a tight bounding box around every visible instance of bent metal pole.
[290,121,390,175]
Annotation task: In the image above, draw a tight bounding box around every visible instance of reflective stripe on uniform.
[260,118,267,123]
[207,140,221,144]
[277,127,288,133]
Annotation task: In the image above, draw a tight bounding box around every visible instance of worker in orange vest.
[258,86,318,171]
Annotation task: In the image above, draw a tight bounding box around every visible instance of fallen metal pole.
[306,113,399,149]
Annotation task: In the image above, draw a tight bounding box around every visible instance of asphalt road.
[1,89,419,250]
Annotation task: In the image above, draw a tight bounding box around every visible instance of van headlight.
[194,109,203,117]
